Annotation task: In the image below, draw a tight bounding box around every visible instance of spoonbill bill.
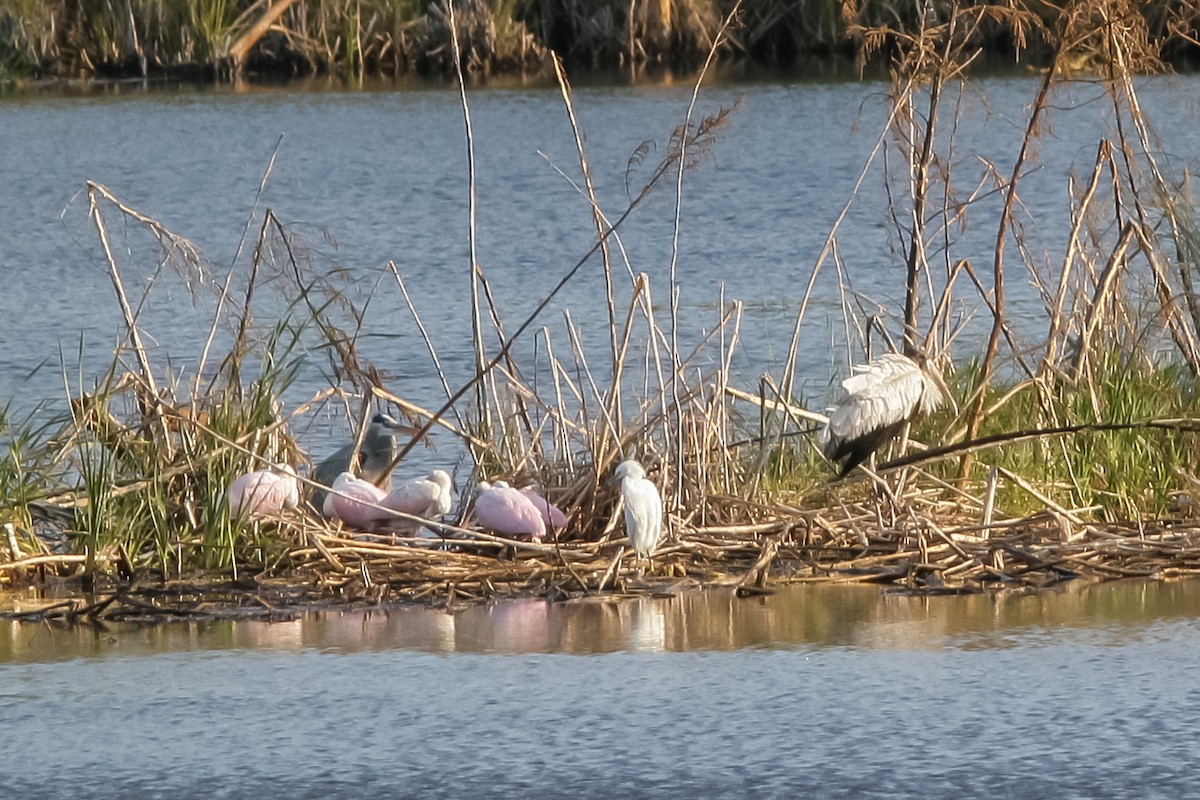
[817,352,949,477]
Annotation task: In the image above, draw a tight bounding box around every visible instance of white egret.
[614,459,663,559]
[817,352,949,477]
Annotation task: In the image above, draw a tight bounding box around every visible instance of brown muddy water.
[3,580,1199,798]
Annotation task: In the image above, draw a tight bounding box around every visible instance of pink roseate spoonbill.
[817,352,950,478]
[381,470,454,524]
[227,464,300,520]
[614,459,663,559]
[516,485,568,530]
[311,413,419,511]
[324,471,393,528]
[473,481,546,542]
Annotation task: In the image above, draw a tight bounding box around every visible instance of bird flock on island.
[225,349,947,563]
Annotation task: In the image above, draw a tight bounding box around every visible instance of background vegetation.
[1,0,1199,83]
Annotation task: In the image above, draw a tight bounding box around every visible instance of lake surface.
[5,72,1200,466]
[3,579,1199,798]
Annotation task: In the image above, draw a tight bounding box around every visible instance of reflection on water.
[4,581,1200,799]
[6,579,1200,662]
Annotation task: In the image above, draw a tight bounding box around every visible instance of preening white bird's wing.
[827,356,927,445]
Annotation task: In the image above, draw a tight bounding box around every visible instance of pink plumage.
[325,471,392,528]
[518,487,568,530]
[227,465,300,520]
[474,482,547,542]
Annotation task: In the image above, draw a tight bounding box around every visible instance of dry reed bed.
[8,1,1200,622]
[9,496,1200,624]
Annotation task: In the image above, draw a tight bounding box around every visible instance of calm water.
[5,74,1200,462]
[3,580,1199,798]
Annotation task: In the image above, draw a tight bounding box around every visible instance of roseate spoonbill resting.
[324,471,393,528]
[311,413,417,511]
[517,485,568,531]
[381,470,454,526]
[227,464,300,519]
[614,459,663,559]
[473,481,546,542]
[817,352,949,478]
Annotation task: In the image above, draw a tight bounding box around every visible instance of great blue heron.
[473,481,547,542]
[311,413,416,512]
[614,459,663,559]
[817,352,949,477]
[227,464,299,519]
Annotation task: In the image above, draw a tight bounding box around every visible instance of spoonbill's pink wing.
[474,485,546,541]
[518,488,568,529]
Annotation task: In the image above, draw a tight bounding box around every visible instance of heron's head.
[370,413,421,436]
[613,459,646,482]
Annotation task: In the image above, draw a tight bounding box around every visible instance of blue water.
[3,581,1199,798]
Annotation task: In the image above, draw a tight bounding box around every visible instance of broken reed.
[8,0,1200,603]
[3,0,1200,83]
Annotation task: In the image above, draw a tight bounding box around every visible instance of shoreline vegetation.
[1,0,1199,86]
[8,0,1200,623]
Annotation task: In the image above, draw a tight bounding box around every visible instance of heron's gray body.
[311,414,406,513]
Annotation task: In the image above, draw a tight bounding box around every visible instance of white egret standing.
[227,464,300,519]
[817,352,949,477]
[614,459,663,559]
[311,413,417,512]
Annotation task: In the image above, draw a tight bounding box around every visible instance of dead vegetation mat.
[6,505,1200,625]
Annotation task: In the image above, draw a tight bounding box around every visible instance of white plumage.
[818,353,947,477]
[614,459,664,559]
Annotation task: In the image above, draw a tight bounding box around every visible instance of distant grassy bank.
[1,0,1198,84]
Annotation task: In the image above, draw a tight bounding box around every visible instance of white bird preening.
[817,352,950,478]
[227,464,300,520]
[614,459,663,559]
